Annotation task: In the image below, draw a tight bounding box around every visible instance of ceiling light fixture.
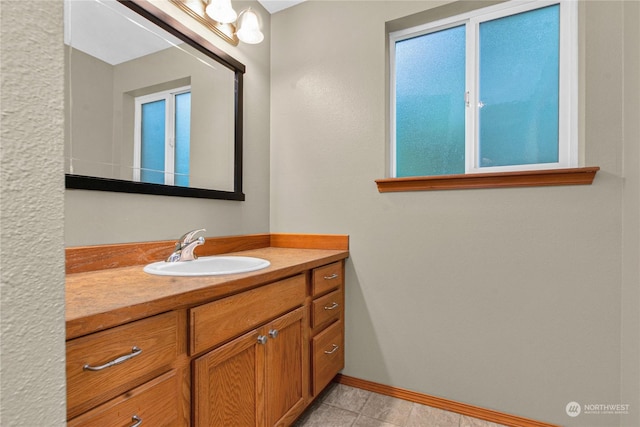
[171,0,263,46]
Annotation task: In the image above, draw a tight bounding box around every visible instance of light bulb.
[205,0,237,24]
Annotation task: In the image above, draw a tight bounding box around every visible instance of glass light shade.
[236,8,264,44]
[205,0,237,24]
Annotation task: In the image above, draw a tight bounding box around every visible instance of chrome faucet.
[166,229,206,262]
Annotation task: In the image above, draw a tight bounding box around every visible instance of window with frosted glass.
[395,25,466,177]
[391,1,575,178]
[141,100,166,184]
[478,5,560,168]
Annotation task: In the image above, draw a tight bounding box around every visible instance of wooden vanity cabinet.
[66,256,347,427]
[309,261,345,397]
[192,274,307,427]
[65,311,186,426]
[190,275,306,355]
[67,371,180,427]
[311,320,344,396]
[194,307,306,426]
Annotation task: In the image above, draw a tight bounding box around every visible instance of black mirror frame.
[65,0,246,201]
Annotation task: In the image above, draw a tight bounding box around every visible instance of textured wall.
[270,1,639,426]
[1,0,67,425]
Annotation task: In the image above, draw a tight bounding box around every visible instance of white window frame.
[133,85,191,185]
[389,0,578,177]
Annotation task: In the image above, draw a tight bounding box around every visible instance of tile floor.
[294,383,508,427]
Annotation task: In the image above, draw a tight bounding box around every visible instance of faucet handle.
[167,229,206,262]
[177,228,206,248]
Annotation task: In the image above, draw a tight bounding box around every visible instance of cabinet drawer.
[312,261,343,296]
[311,288,343,329]
[66,312,178,419]
[68,371,179,427]
[311,320,344,396]
[190,274,306,355]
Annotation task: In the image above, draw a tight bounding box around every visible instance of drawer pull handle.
[324,344,339,355]
[324,302,339,310]
[257,335,268,345]
[268,329,279,339]
[83,346,142,371]
[324,273,339,280]
[130,415,142,427]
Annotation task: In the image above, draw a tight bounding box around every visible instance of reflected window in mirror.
[64,0,246,200]
[133,86,192,186]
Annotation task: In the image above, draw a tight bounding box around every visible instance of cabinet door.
[194,307,307,427]
[194,328,264,427]
[264,307,307,427]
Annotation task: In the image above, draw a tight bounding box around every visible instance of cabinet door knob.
[130,415,142,427]
[323,273,339,280]
[268,329,279,338]
[257,335,268,345]
[83,346,142,371]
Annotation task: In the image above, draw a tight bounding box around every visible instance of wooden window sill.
[375,167,600,193]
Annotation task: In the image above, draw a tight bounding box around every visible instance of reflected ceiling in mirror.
[64,0,245,200]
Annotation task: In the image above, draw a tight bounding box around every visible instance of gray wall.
[270,1,640,426]
[64,0,272,246]
[64,47,115,179]
[621,0,640,423]
[1,0,66,425]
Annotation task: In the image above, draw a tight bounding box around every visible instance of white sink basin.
[144,256,270,277]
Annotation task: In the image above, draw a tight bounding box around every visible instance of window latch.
[465,91,470,107]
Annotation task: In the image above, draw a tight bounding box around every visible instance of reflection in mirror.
[64,0,245,200]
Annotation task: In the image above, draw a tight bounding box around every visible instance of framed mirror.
[64,0,246,200]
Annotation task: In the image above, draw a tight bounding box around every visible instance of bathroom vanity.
[65,234,348,426]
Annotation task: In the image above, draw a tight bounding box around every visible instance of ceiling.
[65,0,182,65]
[258,0,306,14]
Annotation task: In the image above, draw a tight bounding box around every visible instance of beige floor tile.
[406,403,461,427]
[297,383,510,427]
[459,415,509,427]
[360,393,414,426]
[353,414,403,427]
[294,403,359,427]
[323,384,373,413]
